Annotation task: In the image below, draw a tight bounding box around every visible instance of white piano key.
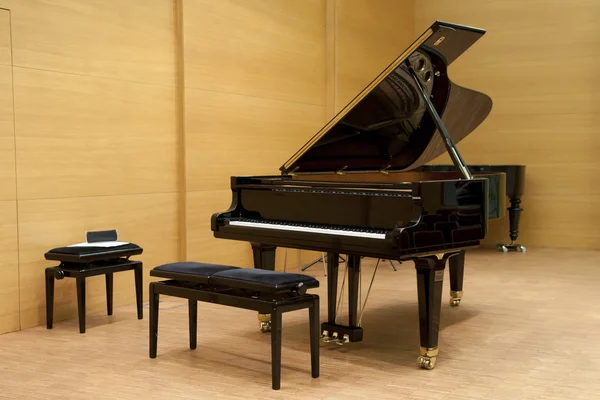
[228,220,387,240]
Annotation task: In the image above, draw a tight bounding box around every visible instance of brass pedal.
[322,331,339,343]
[336,334,350,346]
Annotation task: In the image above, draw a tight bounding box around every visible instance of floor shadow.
[280,301,481,367]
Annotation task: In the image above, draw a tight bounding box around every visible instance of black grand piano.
[212,21,508,370]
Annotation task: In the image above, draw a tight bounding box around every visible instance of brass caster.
[417,355,437,370]
[258,313,271,333]
[259,321,271,333]
[518,245,526,253]
[449,291,462,307]
[418,347,438,370]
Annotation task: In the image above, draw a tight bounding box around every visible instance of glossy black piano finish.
[213,172,505,260]
[211,21,503,370]
[417,164,525,251]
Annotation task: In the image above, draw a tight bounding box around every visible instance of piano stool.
[44,243,144,334]
[149,262,320,390]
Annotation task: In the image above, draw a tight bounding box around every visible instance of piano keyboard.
[228,219,387,240]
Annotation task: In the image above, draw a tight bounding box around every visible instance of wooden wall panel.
[0,9,10,66]
[0,0,180,334]
[7,0,175,85]
[13,68,178,200]
[18,193,179,329]
[334,0,415,112]
[0,200,19,334]
[185,88,326,192]
[416,0,600,249]
[183,0,326,105]
[0,64,14,201]
[183,0,328,269]
[0,8,18,334]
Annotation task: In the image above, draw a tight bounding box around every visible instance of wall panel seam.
[175,0,187,261]
[7,8,21,331]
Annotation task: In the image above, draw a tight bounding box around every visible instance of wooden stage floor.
[1,248,599,399]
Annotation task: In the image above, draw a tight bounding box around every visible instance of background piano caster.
[417,347,438,370]
[496,243,526,253]
[449,290,462,306]
[258,313,271,332]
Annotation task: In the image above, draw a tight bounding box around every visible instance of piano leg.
[448,250,465,306]
[496,196,526,253]
[347,255,360,328]
[326,252,339,324]
[415,255,447,370]
[251,242,277,333]
[251,242,276,270]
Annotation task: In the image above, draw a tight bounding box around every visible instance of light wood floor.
[1,248,599,399]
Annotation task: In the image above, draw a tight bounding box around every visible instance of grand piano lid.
[280,21,493,175]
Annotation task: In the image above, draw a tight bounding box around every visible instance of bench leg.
[271,308,282,390]
[309,297,320,378]
[135,264,143,319]
[76,277,86,334]
[105,273,113,316]
[149,283,159,358]
[45,269,55,329]
[189,299,197,350]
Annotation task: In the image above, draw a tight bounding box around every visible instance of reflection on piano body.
[211,21,506,370]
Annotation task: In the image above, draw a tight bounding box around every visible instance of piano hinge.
[335,166,348,175]
[287,166,300,176]
[379,165,392,175]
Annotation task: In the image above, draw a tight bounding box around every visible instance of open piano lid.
[280,21,492,175]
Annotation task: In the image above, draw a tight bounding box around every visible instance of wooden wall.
[182,0,328,269]
[5,0,593,335]
[0,0,180,333]
[416,1,600,249]
[332,0,414,113]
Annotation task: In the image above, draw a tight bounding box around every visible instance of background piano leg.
[496,196,526,253]
[448,250,465,306]
[251,242,276,332]
[415,256,447,370]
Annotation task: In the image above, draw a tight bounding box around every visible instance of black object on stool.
[149,262,320,390]
[44,234,143,334]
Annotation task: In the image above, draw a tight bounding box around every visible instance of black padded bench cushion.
[150,262,319,294]
[151,262,239,284]
[210,268,319,293]
[45,243,143,263]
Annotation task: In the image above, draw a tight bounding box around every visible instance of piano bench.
[44,243,144,334]
[148,262,320,390]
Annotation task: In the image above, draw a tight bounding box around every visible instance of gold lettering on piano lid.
[433,36,445,46]
[281,28,434,173]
